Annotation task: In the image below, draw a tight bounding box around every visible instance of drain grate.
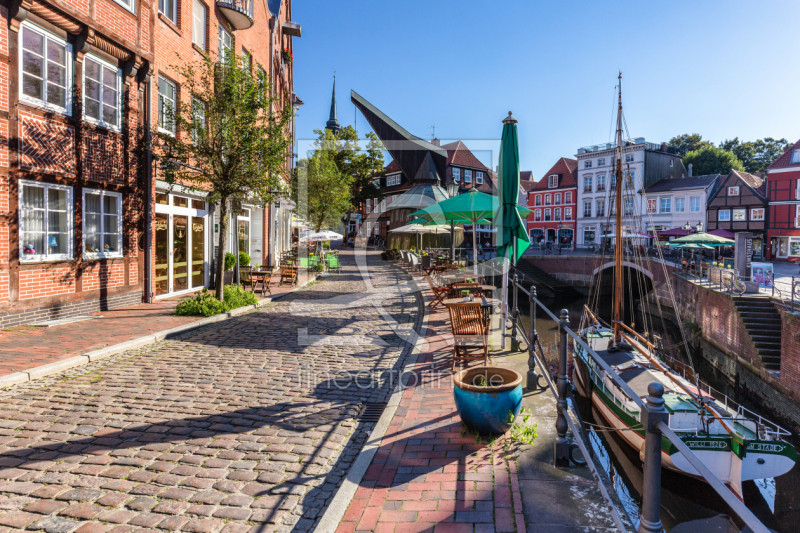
[359,402,388,422]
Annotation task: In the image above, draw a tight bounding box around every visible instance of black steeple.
[325,76,340,134]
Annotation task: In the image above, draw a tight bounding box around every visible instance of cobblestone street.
[0,251,422,533]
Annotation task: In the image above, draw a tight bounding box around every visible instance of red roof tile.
[767,138,800,170]
[384,160,401,174]
[441,141,490,171]
[729,169,767,200]
[520,171,533,181]
[531,158,578,190]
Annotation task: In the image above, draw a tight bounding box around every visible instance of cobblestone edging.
[0,252,425,533]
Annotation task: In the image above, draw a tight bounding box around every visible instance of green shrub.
[224,253,236,271]
[175,286,258,317]
[239,251,251,267]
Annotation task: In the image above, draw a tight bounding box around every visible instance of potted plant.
[281,48,293,64]
[452,366,522,435]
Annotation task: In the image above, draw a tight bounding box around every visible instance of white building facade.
[641,175,720,237]
[575,139,685,248]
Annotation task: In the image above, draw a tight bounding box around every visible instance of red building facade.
[526,157,578,249]
[766,139,800,261]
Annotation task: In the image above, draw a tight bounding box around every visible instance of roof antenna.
[430,125,435,141]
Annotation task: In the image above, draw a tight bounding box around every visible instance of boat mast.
[613,72,624,344]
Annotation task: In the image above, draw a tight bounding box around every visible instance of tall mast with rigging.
[613,72,624,344]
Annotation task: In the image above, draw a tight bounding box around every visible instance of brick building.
[766,139,800,261]
[0,0,298,325]
[0,0,153,327]
[152,0,298,297]
[526,157,578,249]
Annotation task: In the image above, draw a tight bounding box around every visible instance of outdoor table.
[441,273,483,286]
[443,296,499,327]
[250,270,272,296]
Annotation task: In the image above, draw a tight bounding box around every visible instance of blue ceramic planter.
[453,366,523,435]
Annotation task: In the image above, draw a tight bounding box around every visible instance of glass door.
[172,215,189,292]
[191,217,205,288]
[155,213,169,296]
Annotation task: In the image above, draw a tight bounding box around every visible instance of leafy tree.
[153,51,293,301]
[719,137,789,174]
[668,133,711,159]
[293,150,353,232]
[683,145,745,176]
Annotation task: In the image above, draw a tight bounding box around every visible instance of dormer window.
[452,168,461,182]
[464,169,473,183]
[791,150,800,164]
[476,171,484,184]
[548,175,558,188]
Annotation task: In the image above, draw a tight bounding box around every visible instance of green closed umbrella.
[495,112,530,348]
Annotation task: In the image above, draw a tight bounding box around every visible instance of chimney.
[431,138,440,146]
[661,143,668,152]
[688,163,693,177]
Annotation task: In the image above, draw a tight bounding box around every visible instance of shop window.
[20,180,72,261]
[83,189,123,258]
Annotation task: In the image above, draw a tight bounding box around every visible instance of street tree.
[293,150,353,232]
[668,133,711,158]
[719,137,789,174]
[154,51,293,301]
[683,145,745,176]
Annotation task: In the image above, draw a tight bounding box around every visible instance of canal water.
[513,289,800,533]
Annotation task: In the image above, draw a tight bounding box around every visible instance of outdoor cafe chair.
[424,271,449,310]
[326,255,341,273]
[279,264,298,286]
[447,302,489,370]
[240,266,254,292]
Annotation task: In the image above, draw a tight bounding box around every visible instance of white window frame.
[548,175,558,188]
[83,54,122,131]
[219,26,233,61]
[584,176,592,193]
[19,180,73,262]
[596,174,605,191]
[750,208,764,221]
[584,160,592,169]
[476,172,484,184]
[452,168,460,182]
[598,158,605,167]
[82,188,123,260]
[718,209,731,221]
[159,0,177,24]
[733,208,746,221]
[365,198,371,214]
[158,75,176,136]
[534,209,541,222]
[669,159,674,168]
[675,197,685,213]
[626,154,635,163]
[544,209,551,221]
[583,201,592,218]
[372,178,380,187]
[464,169,473,183]
[624,198,634,216]
[596,199,605,217]
[112,0,135,13]
[544,194,551,205]
[565,192,572,203]
[554,208,561,221]
[728,186,740,196]
[534,195,541,206]
[647,199,657,214]
[192,97,205,142]
[554,193,561,205]
[565,207,572,221]
[690,197,700,213]
[660,197,671,214]
[193,0,207,49]
[791,150,800,164]
[19,22,73,116]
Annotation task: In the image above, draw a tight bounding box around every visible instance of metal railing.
[501,272,772,533]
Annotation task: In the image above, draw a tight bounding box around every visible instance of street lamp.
[446,182,460,198]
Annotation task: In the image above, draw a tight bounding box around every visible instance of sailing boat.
[572,73,796,500]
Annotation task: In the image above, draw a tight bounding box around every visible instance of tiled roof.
[730,169,766,199]
[384,160,401,174]
[531,158,578,190]
[520,171,533,181]
[767,138,800,170]
[441,141,490,171]
[644,174,720,193]
[520,180,537,193]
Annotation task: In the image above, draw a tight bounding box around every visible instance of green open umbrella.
[667,232,734,247]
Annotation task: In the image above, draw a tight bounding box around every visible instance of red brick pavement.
[0,273,310,376]
[336,272,525,533]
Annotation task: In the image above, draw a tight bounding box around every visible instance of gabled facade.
[575,138,685,248]
[526,157,578,249]
[766,139,800,261]
[642,174,720,236]
[707,169,767,260]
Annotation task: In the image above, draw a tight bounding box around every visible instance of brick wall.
[0,289,141,329]
[19,267,77,300]
[780,311,800,390]
[82,263,125,292]
[129,261,138,285]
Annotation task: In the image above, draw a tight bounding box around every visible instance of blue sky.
[292,0,800,178]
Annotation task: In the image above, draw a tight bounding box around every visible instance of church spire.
[325,75,340,135]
